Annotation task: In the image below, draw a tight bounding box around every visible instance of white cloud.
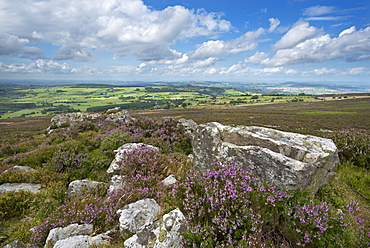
[0,33,44,58]
[303,5,336,17]
[268,18,281,32]
[193,57,218,67]
[348,67,366,75]
[0,0,232,62]
[244,51,269,64]
[0,60,71,74]
[271,20,322,50]
[260,25,370,66]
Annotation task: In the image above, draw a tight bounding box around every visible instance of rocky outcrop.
[124,208,186,248]
[192,122,339,193]
[117,198,161,237]
[44,223,94,247]
[46,108,134,133]
[0,183,42,195]
[107,143,160,176]
[177,118,198,136]
[67,180,105,197]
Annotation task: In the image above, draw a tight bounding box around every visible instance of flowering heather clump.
[326,129,370,169]
[173,163,368,247]
[30,185,118,246]
[30,149,187,247]
[96,117,192,154]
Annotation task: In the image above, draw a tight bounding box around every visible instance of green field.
[1,83,360,119]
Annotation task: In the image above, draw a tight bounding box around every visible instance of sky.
[0,0,369,84]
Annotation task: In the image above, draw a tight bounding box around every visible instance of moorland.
[0,82,369,247]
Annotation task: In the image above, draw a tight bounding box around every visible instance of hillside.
[0,98,369,247]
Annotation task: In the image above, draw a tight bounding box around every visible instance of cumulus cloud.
[187,18,281,61]
[0,60,71,74]
[0,0,232,62]
[258,25,370,66]
[0,33,44,59]
[271,20,322,50]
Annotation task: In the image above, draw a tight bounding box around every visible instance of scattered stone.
[0,183,42,195]
[53,233,110,248]
[124,209,187,248]
[7,166,35,173]
[3,240,28,248]
[117,198,161,237]
[192,122,339,193]
[67,180,105,197]
[107,143,160,175]
[44,223,94,248]
[162,175,177,186]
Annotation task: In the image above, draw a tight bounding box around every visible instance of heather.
[0,104,369,247]
[173,163,368,247]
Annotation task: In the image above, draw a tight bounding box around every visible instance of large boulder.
[192,122,340,193]
[46,109,134,133]
[124,209,186,248]
[107,143,159,176]
[0,183,42,195]
[44,223,93,247]
[117,198,161,237]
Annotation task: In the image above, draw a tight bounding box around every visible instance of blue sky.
[0,0,369,84]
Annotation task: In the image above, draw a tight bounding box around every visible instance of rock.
[44,223,93,248]
[7,166,35,173]
[177,118,198,136]
[67,180,105,197]
[124,209,187,248]
[108,175,126,193]
[117,198,161,237]
[192,122,339,193]
[3,240,28,248]
[103,109,135,125]
[162,175,177,186]
[0,183,42,195]
[53,233,110,248]
[46,110,134,133]
[107,143,160,175]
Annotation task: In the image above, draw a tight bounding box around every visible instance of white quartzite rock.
[52,233,110,248]
[67,179,105,197]
[124,209,187,248]
[107,143,160,175]
[44,223,93,248]
[6,165,35,173]
[117,198,161,237]
[0,183,42,195]
[46,110,134,133]
[161,174,177,186]
[192,122,340,193]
